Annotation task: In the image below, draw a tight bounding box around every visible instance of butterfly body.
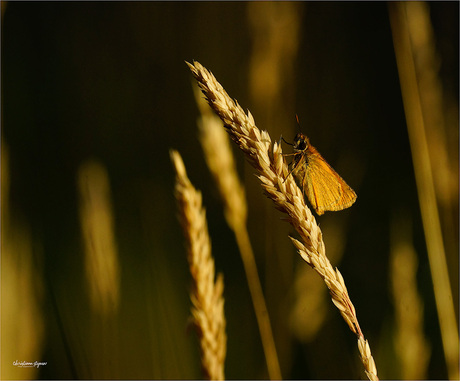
[289,132,357,215]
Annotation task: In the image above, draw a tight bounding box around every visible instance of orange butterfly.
[284,122,357,215]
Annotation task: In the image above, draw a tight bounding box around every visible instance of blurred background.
[1,2,458,380]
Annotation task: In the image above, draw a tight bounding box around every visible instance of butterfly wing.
[303,152,357,215]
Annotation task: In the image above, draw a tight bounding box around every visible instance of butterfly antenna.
[295,114,302,131]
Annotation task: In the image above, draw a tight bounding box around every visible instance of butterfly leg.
[282,154,304,183]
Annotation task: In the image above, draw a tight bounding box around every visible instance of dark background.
[2,2,458,380]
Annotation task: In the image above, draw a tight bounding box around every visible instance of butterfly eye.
[294,134,308,151]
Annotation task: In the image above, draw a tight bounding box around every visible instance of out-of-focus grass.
[389,2,459,379]
[1,142,44,380]
[390,211,430,380]
[77,159,120,318]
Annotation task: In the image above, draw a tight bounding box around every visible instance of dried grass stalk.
[187,60,378,380]
[171,149,227,381]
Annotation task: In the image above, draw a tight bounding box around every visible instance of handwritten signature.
[13,360,47,368]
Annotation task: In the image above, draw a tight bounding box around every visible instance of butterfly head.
[293,133,310,152]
